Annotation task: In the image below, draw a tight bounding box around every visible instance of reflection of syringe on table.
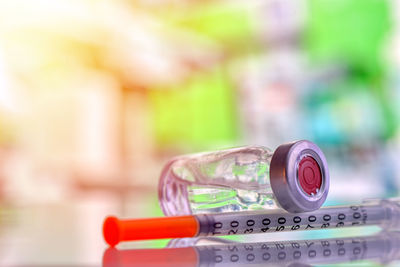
[103,198,400,245]
[103,231,400,267]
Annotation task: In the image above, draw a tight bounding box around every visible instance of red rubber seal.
[298,156,322,195]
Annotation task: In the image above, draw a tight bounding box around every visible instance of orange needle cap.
[103,215,199,246]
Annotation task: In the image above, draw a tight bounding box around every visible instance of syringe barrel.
[375,198,400,230]
[195,203,387,237]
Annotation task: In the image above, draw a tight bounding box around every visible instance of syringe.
[103,231,400,267]
[103,198,400,246]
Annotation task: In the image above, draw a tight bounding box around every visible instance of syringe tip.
[103,216,121,247]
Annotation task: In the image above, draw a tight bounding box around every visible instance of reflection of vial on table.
[158,140,329,215]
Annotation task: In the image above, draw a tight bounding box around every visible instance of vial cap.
[298,156,322,195]
[270,140,329,213]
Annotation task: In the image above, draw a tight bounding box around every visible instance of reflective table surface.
[1,190,399,266]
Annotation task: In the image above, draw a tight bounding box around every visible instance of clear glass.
[158,146,278,216]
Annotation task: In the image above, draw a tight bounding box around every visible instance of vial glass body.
[158,146,278,216]
[159,140,330,216]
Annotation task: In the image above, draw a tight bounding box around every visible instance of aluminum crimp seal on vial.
[270,140,330,213]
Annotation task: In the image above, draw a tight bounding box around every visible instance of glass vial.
[158,140,329,215]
